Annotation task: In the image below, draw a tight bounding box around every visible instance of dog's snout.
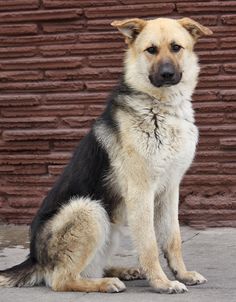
[160,63,175,80]
[149,61,182,88]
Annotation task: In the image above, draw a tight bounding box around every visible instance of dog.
[0,17,212,294]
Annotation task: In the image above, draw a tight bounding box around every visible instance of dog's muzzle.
[149,62,182,88]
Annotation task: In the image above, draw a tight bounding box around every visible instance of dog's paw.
[177,271,207,285]
[100,278,126,293]
[152,279,188,294]
[119,268,146,281]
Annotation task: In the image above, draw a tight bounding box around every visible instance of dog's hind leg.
[40,197,126,293]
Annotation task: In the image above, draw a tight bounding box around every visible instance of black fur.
[30,79,134,263]
[0,79,138,280]
[0,258,37,287]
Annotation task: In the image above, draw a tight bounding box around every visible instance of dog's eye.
[146,46,158,55]
[171,44,182,53]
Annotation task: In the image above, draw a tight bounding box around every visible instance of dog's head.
[112,17,212,99]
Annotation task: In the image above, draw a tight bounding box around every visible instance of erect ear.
[111,18,147,44]
[178,17,213,41]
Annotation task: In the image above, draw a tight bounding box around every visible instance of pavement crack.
[181,232,200,245]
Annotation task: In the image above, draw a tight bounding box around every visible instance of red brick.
[223,63,236,74]
[0,185,49,197]
[53,141,79,151]
[0,71,43,82]
[1,104,85,117]
[183,175,236,186]
[195,38,218,51]
[72,42,123,55]
[85,3,175,19]
[0,117,58,129]
[62,116,96,128]
[0,141,49,152]
[183,195,235,210]
[0,33,77,46]
[86,104,105,116]
[200,64,220,76]
[221,14,236,25]
[196,151,236,162]
[221,163,236,175]
[188,15,218,26]
[88,54,123,67]
[209,25,236,37]
[197,137,219,151]
[0,94,40,107]
[193,90,219,102]
[79,32,122,43]
[48,165,65,175]
[226,112,236,124]
[0,46,37,58]
[195,113,225,125]
[87,19,115,31]
[199,50,236,63]
[40,42,124,57]
[0,153,71,165]
[189,162,219,175]
[0,24,38,36]
[1,175,57,186]
[199,125,236,136]
[0,57,83,70]
[0,81,84,93]
[43,0,119,8]
[43,92,107,104]
[198,75,236,89]
[220,37,236,49]
[0,0,39,11]
[0,9,81,23]
[177,1,236,13]
[3,129,88,141]
[8,197,41,208]
[220,90,236,101]
[85,81,116,92]
[0,164,47,175]
[42,21,83,33]
[39,45,70,57]
[220,138,236,149]
[45,67,121,81]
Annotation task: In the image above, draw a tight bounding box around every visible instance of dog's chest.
[120,104,198,182]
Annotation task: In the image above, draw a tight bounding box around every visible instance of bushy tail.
[0,258,41,287]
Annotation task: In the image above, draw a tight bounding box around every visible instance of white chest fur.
[117,95,198,192]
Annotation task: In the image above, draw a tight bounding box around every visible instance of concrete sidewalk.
[0,225,235,302]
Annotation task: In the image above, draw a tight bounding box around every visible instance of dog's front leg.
[126,189,187,294]
[156,185,207,286]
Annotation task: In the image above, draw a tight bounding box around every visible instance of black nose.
[160,63,175,80]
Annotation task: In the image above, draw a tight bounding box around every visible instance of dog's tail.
[0,258,42,287]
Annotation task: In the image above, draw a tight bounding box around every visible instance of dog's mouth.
[149,72,182,88]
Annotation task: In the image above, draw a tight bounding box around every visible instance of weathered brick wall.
[0,0,235,227]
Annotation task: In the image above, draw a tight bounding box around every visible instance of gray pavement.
[0,225,235,302]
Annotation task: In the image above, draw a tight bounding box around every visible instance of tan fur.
[52,277,126,293]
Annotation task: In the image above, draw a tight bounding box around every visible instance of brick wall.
[0,0,235,227]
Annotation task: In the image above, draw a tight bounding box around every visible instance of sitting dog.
[0,17,212,294]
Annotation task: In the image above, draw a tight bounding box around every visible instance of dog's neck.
[118,79,195,123]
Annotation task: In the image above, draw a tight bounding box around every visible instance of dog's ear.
[111,18,147,43]
[178,17,213,41]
